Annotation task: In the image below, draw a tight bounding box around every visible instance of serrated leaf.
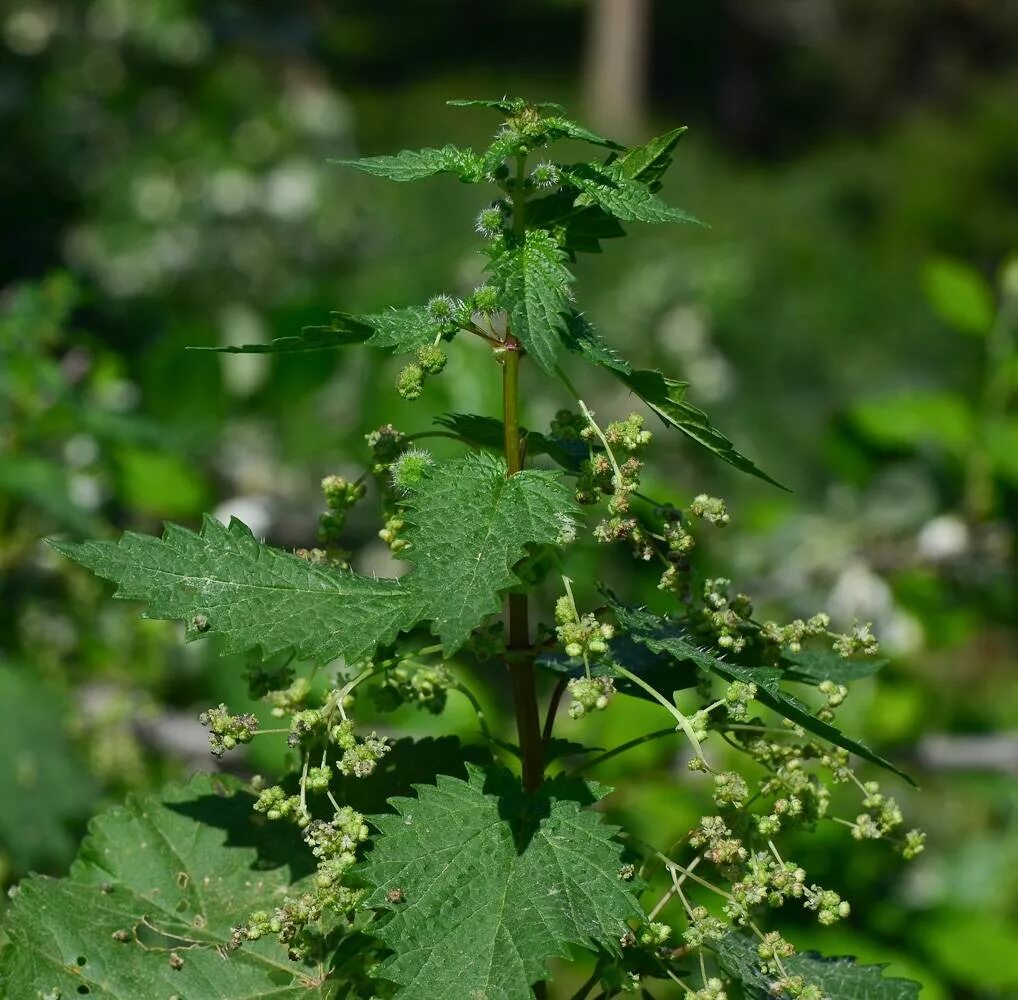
[781,649,887,685]
[359,765,642,1000]
[0,774,329,999]
[491,229,575,374]
[543,117,625,150]
[612,603,915,785]
[560,311,631,373]
[616,368,786,488]
[565,162,702,225]
[715,932,921,1000]
[616,127,688,190]
[527,190,626,256]
[332,144,483,183]
[0,664,98,872]
[53,453,576,664]
[194,307,441,357]
[922,256,995,337]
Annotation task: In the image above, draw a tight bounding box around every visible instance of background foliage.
[1,1,1016,996]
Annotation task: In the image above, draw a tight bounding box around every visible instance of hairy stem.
[503,339,544,794]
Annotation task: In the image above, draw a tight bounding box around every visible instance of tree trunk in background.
[582,0,650,141]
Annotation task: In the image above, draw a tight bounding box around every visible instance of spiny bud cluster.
[475,204,507,238]
[396,341,449,401]
[366,424,412,553]
[198,704,258,757]
[390,448,434,492]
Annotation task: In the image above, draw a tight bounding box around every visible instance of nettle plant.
[2,99,925,1000]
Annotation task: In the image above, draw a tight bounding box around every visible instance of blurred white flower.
[916,514,969,562]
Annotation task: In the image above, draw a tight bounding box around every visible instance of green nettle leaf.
[781,649,888,685]
[613,603,915,784]
[196,306,443,357]
[565,162,702,226]
[615,368,785,488]
[0,775,326,999]
[542,117,624,150]
[448,98,567,114]
[332,144,483,183]
[615,126,688,189]
[526,191,626,256]
[715,932,921,1000]
[54,453,576,663]
[922,256,996,337]
[560,310,631,373]
[492,228,575,374]
[358,766,642,1000]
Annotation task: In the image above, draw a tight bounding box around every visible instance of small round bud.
[391,448,434,491]
[475,206,505,238]
[471,284,500,314]
[426,294,457,323]
[416,343,447,374]
[396,363,425,400]
[530,161,560,188]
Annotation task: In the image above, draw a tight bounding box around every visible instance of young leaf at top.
[0,774,328,999]
[714,932,921,1000]
[491,228,575,374]
[448,97,567,115]
[358,766,642,1000]
[332,143,483,183]
[615,126,688,189]
[53,453,576,664]
[612,602,915,785]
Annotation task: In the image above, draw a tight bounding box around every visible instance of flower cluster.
[317,474,365,554]
[365,424,411,553]
[197,704,258,756]
[373,662,453,715]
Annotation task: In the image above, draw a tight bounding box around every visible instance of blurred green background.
[1,1,1016,997]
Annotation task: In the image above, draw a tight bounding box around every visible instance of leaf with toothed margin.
[614,368,786,489]
[610,601,916,786]
[781,649,888,685]
[332,144,483,183]
[564,161,702,226]
[52,453,577,665]
[357,765,643,1000]
[0,774,334,999]
[490,228,575,374]
[614,126,688,190]
[714,932,922,1000]
[191,306,445,357]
